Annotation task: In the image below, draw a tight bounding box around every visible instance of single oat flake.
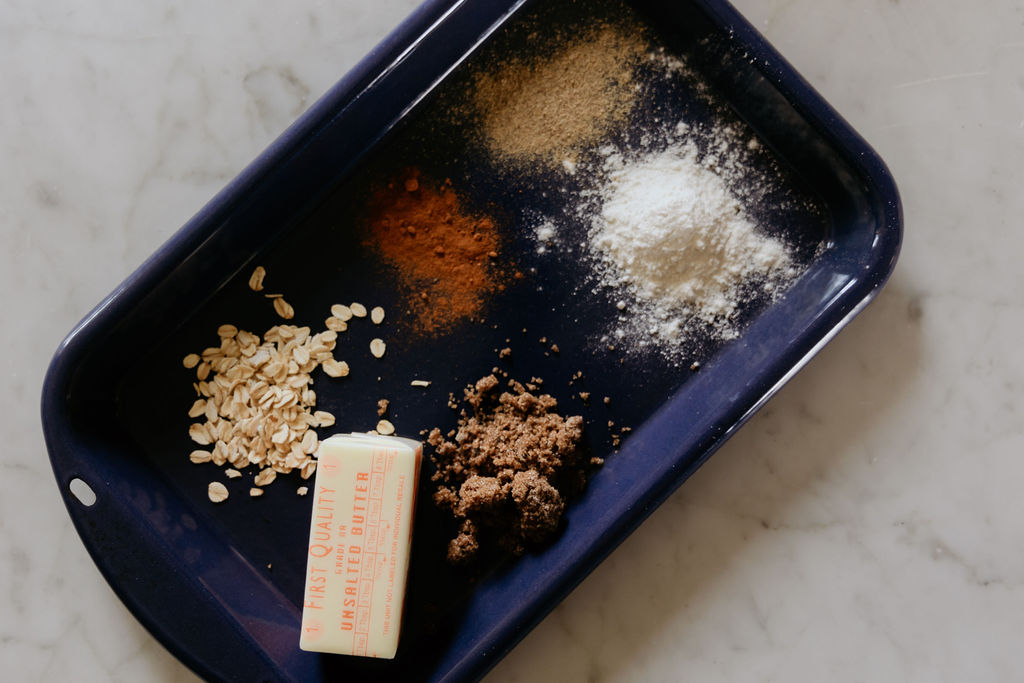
[376,419,396,436]
[325,316,348,332]
[370,306,385,324]
[187,399,206,418]
[195,362,211,381]
[189,423,212,445]
[322,359,350,378]
[254,468,277,487]
[350,303,368,318]
[208,481,229,503]
[189,449,212,464]
[313,411,336,427]
[330,304,353,321]
[248,266,266,291]
[273,297,295,320]
[370,338,386,358]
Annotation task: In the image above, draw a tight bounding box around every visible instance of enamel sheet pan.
[42,0,901,680]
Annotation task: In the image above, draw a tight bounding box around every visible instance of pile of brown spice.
[429,373,595,564]
[470,23,646,166]
[363,169,506,336]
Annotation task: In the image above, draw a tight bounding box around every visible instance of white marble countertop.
[4,0,1023,680]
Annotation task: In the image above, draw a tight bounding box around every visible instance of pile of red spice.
[363,169,506,336]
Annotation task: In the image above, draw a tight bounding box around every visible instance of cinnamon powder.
[363,169,505,335]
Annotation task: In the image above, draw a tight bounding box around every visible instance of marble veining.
[4,0,1024,680]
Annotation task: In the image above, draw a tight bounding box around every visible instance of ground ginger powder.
[471,24,646,165]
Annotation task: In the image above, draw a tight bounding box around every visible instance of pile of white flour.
[589,142,795,342]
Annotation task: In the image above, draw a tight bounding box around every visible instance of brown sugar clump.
[429,373,590,563]
[510,470,564,543]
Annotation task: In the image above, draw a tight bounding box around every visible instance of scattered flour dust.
[589,141,797,343]
[534,220,557,254]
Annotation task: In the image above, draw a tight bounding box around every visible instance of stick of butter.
[299,433,421,659]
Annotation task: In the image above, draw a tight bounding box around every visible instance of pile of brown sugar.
[363,169,505,336]
[428,373,592,564]
[470,23,646,166]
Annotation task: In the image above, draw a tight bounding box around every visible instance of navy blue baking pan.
[41,0,900,680]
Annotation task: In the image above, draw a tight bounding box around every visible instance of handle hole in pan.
[69,478,97,507]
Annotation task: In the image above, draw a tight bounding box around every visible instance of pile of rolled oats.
[184,266,385,503]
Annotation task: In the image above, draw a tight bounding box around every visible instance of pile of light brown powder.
[428,373,592,564]
[470,23,646,166]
